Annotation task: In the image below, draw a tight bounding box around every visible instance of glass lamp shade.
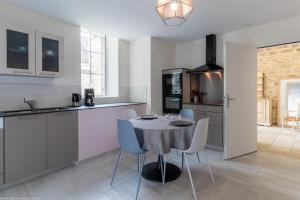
[156,0,194,26]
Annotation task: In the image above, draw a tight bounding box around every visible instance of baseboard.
[0,162,76,191]
[205,144,224,152]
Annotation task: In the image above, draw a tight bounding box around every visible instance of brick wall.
[257,42,300,125]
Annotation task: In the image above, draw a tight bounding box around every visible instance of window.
[287,82,300,116]
[81,30,106,96]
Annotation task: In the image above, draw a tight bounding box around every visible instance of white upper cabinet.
[0,23,35,76]
[35,32,64,77]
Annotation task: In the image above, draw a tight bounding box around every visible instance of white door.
[224,42,257,160]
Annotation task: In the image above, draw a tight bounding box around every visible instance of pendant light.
[156,0,194,26]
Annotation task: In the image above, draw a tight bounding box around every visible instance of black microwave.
[163,73,181,87]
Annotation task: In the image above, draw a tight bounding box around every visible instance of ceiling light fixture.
[156,0,195,26]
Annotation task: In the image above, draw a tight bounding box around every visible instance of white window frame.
[80,30,106,97]
[286,83,300,116]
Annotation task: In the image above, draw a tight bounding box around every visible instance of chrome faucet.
[24,98,36,111]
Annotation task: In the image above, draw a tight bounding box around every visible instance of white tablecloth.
[130,116,195,154]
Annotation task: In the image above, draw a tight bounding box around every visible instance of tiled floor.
[258,126,300,159]
[1,149,300,200]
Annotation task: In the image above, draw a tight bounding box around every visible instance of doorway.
[256,42,300,159]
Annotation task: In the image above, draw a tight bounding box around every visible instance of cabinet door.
[207,125,223,149]
[0,118,4,185]
[47,111,78,169]
[36,31,64,77]
[265,99,272,125]
[195,111,223,149]
[194,111,209,122]
[5,114,47,183]
[0,24,35,76]
[257,99,266,125]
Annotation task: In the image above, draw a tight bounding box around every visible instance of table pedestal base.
[142,162,181,183]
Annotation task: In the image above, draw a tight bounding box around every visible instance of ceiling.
[2,0,300,43]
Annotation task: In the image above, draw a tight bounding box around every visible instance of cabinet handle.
[54,111,71,116]
[40,72,56,76]
[13,70,33,74]
[17,114,39,120]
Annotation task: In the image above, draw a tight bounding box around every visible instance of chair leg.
[110,149,123,186]
[181,152,184,170]
[204,152,215,184]
[138,155,141,173]
[135,153,146,200]
[159,155,164,182]
[162,155,167,184]
[184,152,197,200]
[196,153,201,163]
[157,155,161,169]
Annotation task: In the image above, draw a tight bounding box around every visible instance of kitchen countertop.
[183,103,224,107]
[0,102,146,117]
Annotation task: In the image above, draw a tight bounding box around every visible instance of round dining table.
[130,115,195,183]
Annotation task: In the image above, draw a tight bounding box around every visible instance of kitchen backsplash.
[0,82,80,111]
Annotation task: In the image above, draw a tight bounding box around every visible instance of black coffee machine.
[84,89,95,106]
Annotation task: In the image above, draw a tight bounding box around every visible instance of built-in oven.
[162,69,184,114]
[163,96,182,113]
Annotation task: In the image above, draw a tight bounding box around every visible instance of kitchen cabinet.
[0,118,4,185]
[2,110,78,185]
[36,31,64,77]
[4,114,47,183]
[184,104,224,151]
[0,23,35,76]
[46,111,78,169]
[78,104,146,161]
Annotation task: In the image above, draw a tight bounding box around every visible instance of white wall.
[176,38,206,69]
[223,15,300,47]
[0,1,133,110]
[118,40,130,101]
[151,38,175,114]
[0,1,81,111]
[176,15,300,70]
[176,35,224,69]
[128,37,176,114]
[129,37,151,112]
